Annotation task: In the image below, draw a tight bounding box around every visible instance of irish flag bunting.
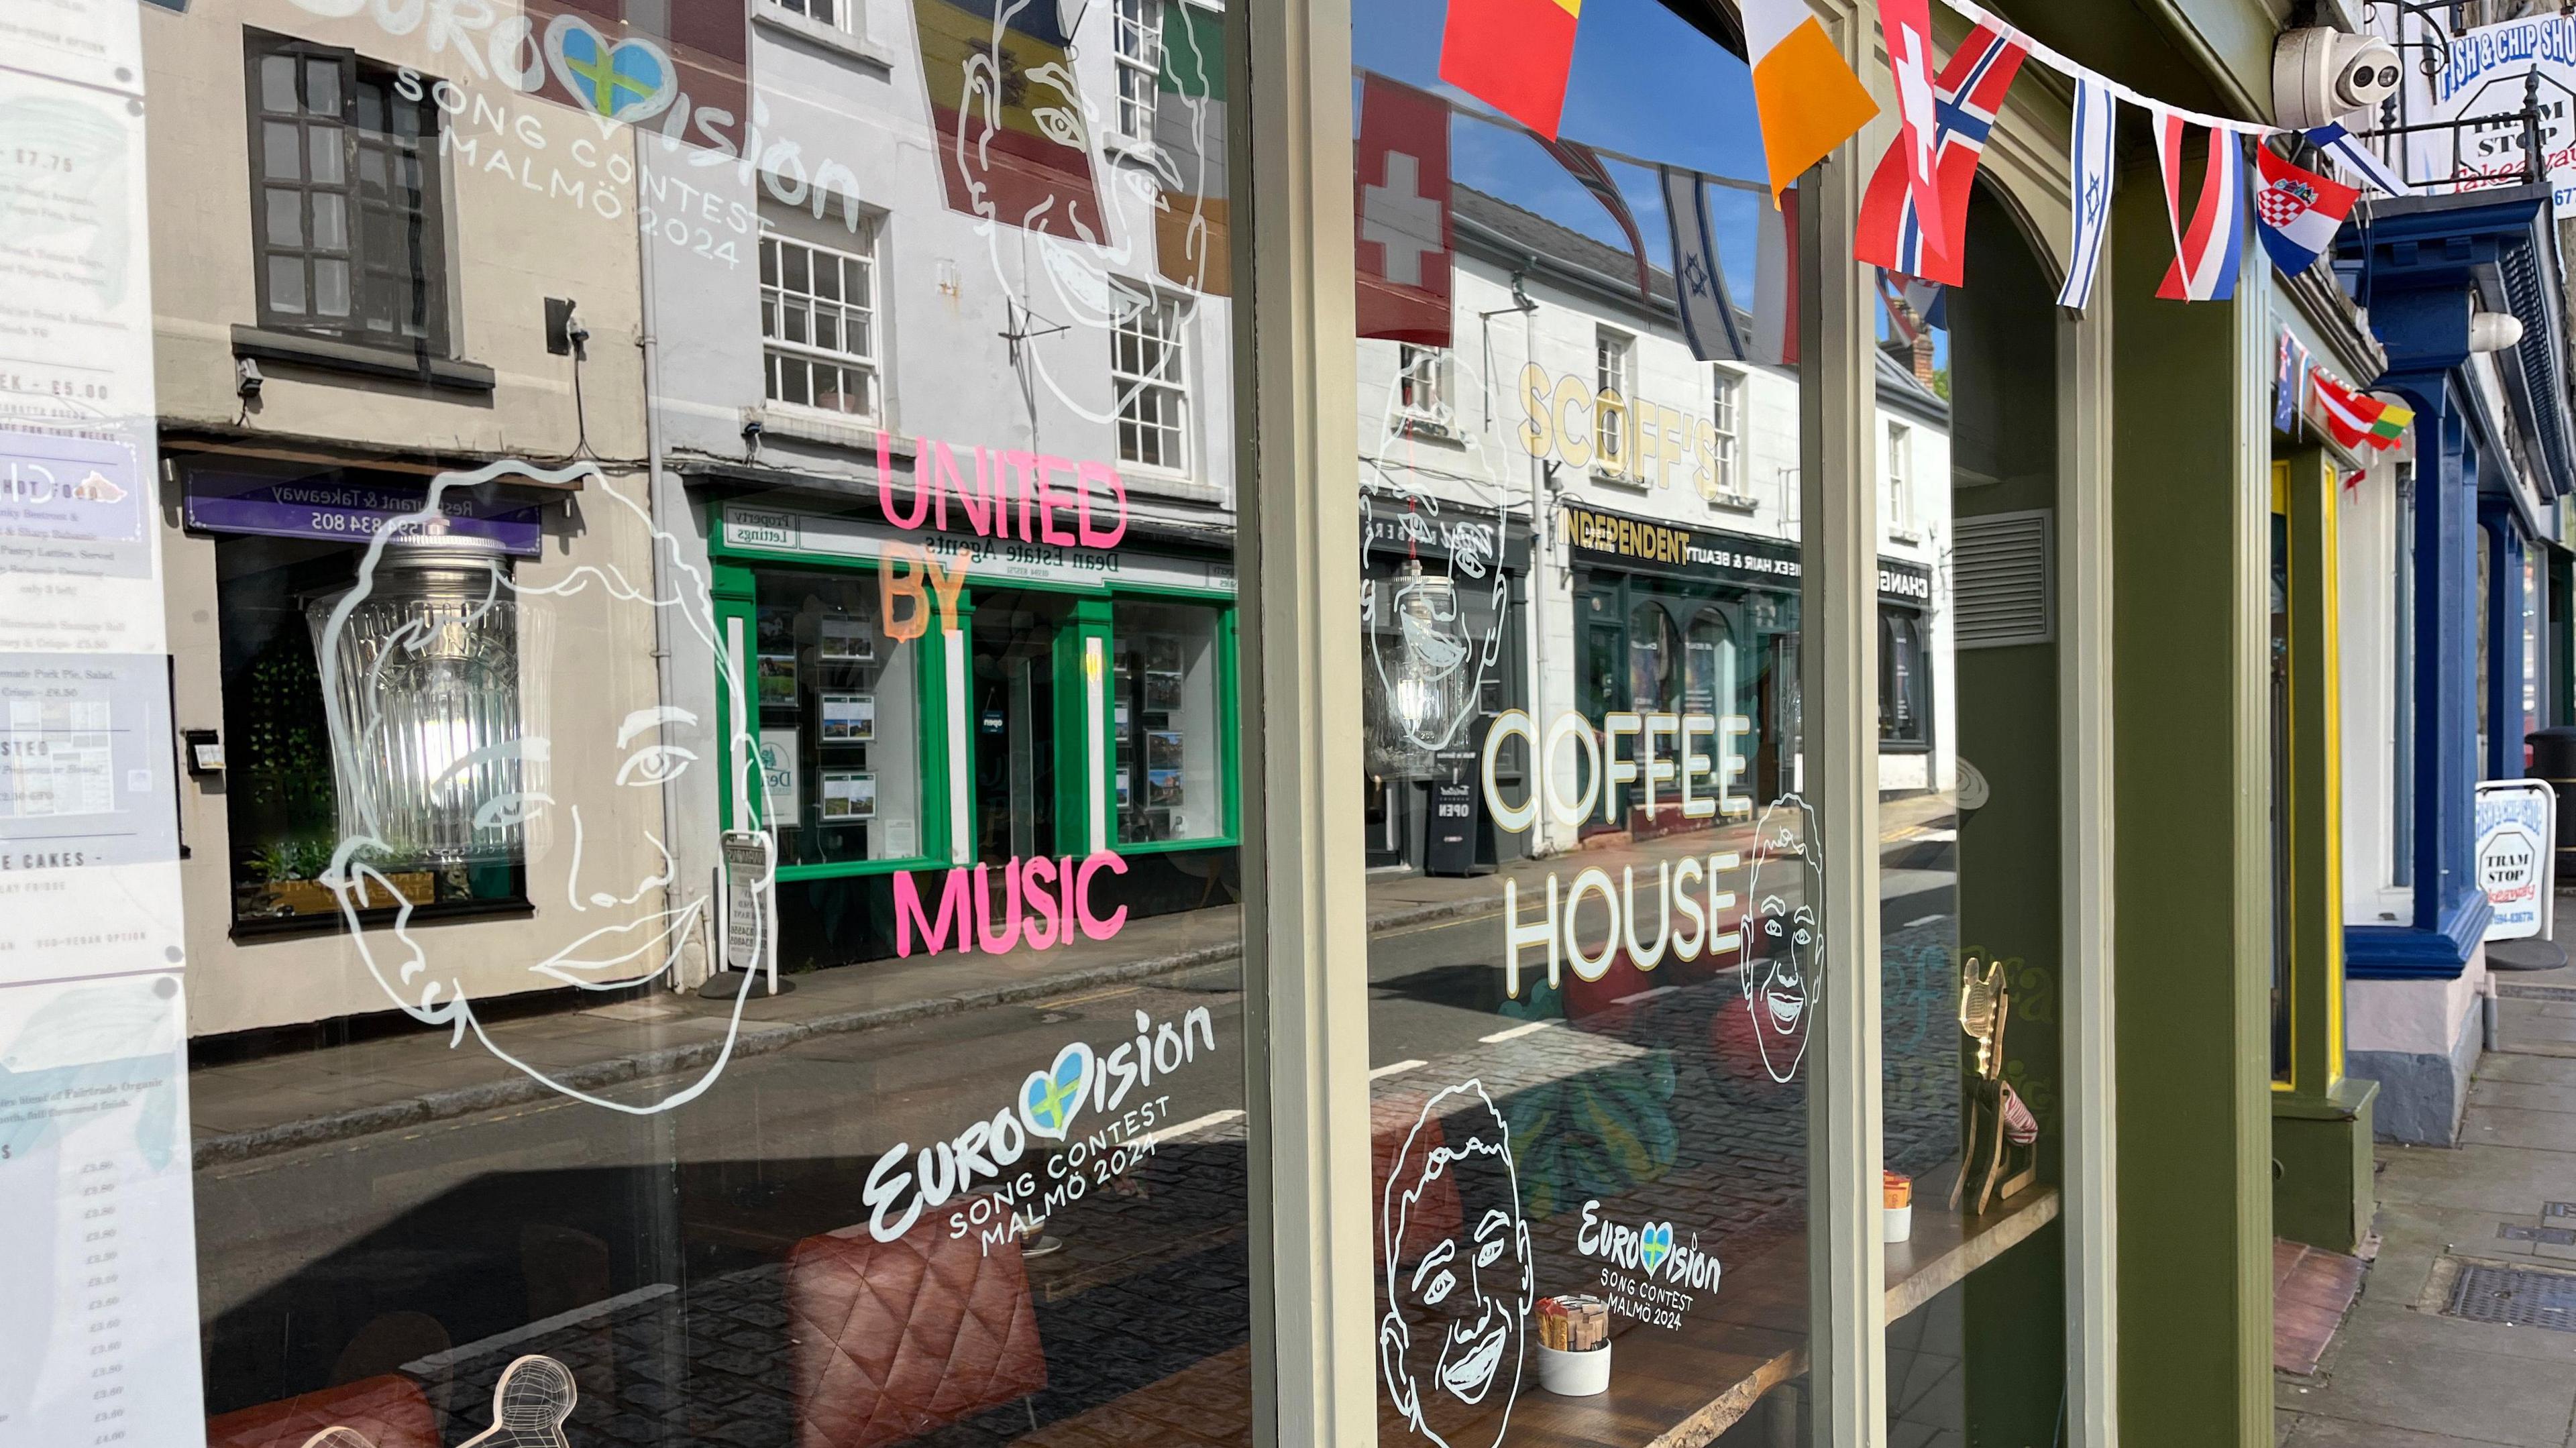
[1740,0,1880,204]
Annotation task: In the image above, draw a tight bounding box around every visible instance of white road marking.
[1479,1019,1556,1044]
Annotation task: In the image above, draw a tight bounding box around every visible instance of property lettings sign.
[1560,502,1936,604]
[2477,779,2558,942]
[2405,15,2576,215]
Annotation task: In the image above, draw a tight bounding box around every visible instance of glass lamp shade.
[309,533,526,867]
[1373,559,1473,765]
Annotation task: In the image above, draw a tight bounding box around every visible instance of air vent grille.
[1953,509,2053,650]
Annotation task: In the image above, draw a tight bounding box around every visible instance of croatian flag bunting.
[2153,105,2249,302]
[2254,144,2360,278]
[2057,75,2116,311]
[1856,21,2029,285]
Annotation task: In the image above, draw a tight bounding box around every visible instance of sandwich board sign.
[2477,779,2557,941]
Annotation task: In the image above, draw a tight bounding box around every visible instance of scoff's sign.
[2477,779,2558,941]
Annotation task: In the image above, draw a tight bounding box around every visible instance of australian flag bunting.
[2057,75,2116,311]
[2254,144,2361,278]
[1662,166,1750,363]
[2153,105,2249,302]
[1855,22,2029,286]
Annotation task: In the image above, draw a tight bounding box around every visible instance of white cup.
[1536,1341,1613,1396]
[1884,1203,1913,1243]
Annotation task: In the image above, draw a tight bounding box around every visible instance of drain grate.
[2497,983,2576,1002]
[2445,1262,2576,1331]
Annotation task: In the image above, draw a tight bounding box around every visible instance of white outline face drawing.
[1380,1080,1532,1448]
[315,462,767,1116]
[1741,795,1823,1083]
[949,0,1224,423]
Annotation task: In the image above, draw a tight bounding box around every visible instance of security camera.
[2274,27,2403,131]
[234,357,263,398]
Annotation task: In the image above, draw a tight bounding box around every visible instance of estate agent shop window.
[0,1,2096,1447]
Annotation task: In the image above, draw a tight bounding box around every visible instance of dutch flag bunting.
[2153,105,2249,302]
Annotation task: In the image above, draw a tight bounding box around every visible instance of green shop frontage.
[702,489,1241,969]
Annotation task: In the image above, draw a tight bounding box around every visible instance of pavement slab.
[2281,894,2576,1448]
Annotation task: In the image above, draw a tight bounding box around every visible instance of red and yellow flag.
[1439,0,1582,140]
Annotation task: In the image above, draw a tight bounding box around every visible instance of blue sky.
[1354,0,1944,357]
[1355,0,1767,300]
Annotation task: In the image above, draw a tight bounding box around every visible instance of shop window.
[1880,606,1931,747]
[1114,602,1226,842]
[752,569,923,865]
[1114,289,1191,471]
[759,213,880,421]
[2394,463,2415,883]
[1711,366,1743,500]
[244,33,445,349]
[218,533,528,926]
[1627,600,1675,714]
[1683,605,1735,719]
[1114,0,1163,144]
[1396,344,1452,427]
[1595,325,1635,475]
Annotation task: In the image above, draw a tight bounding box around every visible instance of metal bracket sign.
[2477,779,2557,942]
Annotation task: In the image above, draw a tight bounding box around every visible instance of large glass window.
[1114,602,1228,843]
[1354,6,1829,1439]
[753,567,924,865]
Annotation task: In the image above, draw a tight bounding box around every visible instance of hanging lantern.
[1380,558,1472,757]
[309,533,525,868]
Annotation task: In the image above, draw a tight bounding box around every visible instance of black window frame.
[241,30,450,355]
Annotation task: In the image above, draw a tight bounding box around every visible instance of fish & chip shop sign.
[2411,15,2576,215]
[2477,779,2557,942]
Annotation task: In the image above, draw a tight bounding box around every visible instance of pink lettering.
[1022,855,1061,948]
[896,867,975,957]
[1077,852,1130,941]
[1036,457,1077,545]
[973,861,1022,952]
[879,432,932,530]
[1077,462,1130,549]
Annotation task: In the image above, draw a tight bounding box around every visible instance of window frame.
[1393,343,1453,430]
[241,30,449,355]
[1595,324,1637,478]
[1112,286,1194,476]
[1114,0,1165,148]
[1711,364,1744,502]
[767,0,853,32]
[759,221,884,425]
[1886,419,1916,539]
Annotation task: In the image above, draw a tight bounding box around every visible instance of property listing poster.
[0,2,207,1441]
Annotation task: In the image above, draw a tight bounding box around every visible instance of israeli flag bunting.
[2305,122,2410,197]
[2057,75,2116,311]
[1662,166,1750,363]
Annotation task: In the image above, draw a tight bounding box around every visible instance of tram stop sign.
[2477,780,2558,942]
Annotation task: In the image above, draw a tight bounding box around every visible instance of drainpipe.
[632,127,704,991]
[1520,278,1558,856]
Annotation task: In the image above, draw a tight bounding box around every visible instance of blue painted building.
[2334,182,2575,1142]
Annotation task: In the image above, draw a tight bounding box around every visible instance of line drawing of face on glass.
[1380,1079,1532,1448]
[1741,795,1823,1084]
[1362,353,1511,765]
[926,0,1224,423]
[313,461,767,1116]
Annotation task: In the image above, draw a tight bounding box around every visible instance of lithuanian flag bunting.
[2308,368,2412,453]
[1440,0,1583,139]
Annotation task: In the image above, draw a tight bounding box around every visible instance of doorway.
[971,591,1071,864]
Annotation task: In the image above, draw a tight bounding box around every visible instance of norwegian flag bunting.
[1856,21,2029,284]
[2152,105,2249,302]
[2253,144,2361,278]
